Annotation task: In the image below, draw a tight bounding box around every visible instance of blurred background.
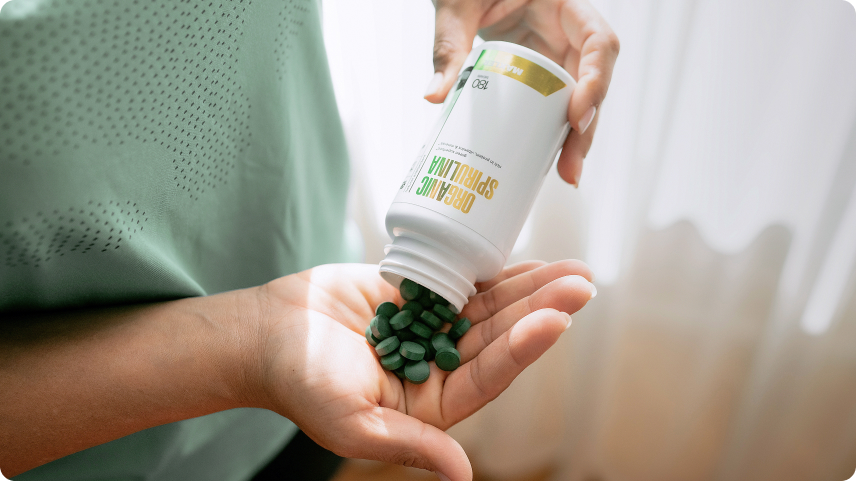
[323,1,856,480]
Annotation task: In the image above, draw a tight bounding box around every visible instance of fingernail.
[578,106,596,134]
[424,72,444,98]
[435,472,452,481]
[563,312,573,330]
[572,172,580,188]
[589,283,598,299]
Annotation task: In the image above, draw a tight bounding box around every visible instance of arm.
[0,288,263,477]
[2,261,595,481]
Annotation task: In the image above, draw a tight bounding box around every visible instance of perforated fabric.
[1,0,349,479]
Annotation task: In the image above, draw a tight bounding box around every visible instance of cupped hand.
[251,261,595,481]
[426,0,620,187]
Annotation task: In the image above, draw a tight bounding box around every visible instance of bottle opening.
[379,236,477,313]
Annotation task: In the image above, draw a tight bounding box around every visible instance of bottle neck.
[378,235,477,313]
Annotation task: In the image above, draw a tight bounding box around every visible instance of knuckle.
[530,281,563,310]
[603,31,621,56]
[432,38,459,70]
[389,450,434,471]
[480,320,493,350]
[484,288,498,316]
[506,338,527,370]
[469,356,495,401]
[553,259,588,277]
[583,138,594,156]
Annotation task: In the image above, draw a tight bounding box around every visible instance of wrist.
[190,285,272,411]
[243,276,307,418]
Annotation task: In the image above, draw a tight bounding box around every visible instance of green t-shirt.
[0,0,351,479]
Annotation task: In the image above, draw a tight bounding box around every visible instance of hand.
[252,261,596,481]
[426,0,620,187]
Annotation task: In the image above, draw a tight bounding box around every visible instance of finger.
[556,110,599,186]
[518,30,565,65]
[339,407,472,481]
[440,308,569,425]
[481,1,568,60]
[480,0,528,27]
[474,260,547,293]
[426,1,485,103]
[477,9,564,63]
[457,274,595,363]
[561,0,620,133]
[462,260,594,323]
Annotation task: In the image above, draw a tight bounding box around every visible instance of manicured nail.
[571,171,581,188]
[435,472,452,481]
[424,72,444,98]
[589,283,598,299]
[563,312,573,330]
[578,106,596,134]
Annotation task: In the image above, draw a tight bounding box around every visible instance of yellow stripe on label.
[473,49,567,97]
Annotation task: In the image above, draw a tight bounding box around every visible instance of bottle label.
[394,47,573,257]
[473,49,567,97]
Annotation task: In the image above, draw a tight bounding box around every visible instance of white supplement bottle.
[379,41,575,312]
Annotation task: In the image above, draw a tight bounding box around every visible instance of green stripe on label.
[473,49,567,97]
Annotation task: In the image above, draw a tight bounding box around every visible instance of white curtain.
[323,1,856,480]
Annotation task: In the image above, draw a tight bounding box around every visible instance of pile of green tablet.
[366,279,471,384]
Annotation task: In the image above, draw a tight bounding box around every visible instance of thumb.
[345,407,472,481]
[425,2,483,104]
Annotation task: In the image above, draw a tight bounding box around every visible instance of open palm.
[252,261,594,480]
